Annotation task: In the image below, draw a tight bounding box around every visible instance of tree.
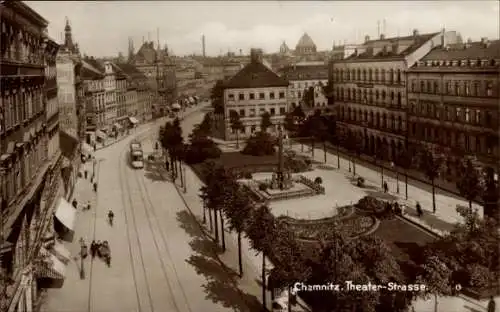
[421,206,499,295]
[418,145,445,213]
[210,80,225,114]
[260,111,272,133]
[229,110,244,148]
[310,110,329,163]
[283,112,296,138]
[245,205,277,308]
[302,86,314,108]
[224,186,252,276]
[241,131,276,156]
[198,112,213,136]
[344,131,363,176]
[482,167,499,222]
[395,147,413,200]
[374,143,388,188]
[456,157,483,212]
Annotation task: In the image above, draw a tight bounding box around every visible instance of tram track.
[116,129,183,312]
[86,159,101,312]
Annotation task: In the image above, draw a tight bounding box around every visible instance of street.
[42,107,257,312]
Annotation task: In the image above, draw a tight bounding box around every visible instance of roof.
[59,130,79,159]
[115,63,147,79]
[223,61,289,89]
[110,62,127,79]
[83,57,104,72]
[279,64,328,80]
[135,41,158,64]
[421,40,500,61]
[342,32,439,62]
[296,33,316,49]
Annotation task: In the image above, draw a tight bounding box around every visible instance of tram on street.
[129,141,144,169]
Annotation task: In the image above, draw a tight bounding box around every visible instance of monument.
[271,127,293,190]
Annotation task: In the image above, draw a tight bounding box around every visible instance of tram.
[129,141,144,169]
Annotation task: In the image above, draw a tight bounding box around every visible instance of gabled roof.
[224,61,289,89]
[278,64,328,80]
[135,41,157,64]
[81,60,104,80]
[421,40,500,61]
[296,33,316,49]
[115,63,147,79]
[83,57,105,72]
[109,62,127,79]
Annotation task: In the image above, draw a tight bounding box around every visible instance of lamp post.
[391,161,400,194]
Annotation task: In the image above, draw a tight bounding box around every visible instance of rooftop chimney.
[481,37,490,47]
[250,48,263,63]
[413,29,419,37]
[364,35,370,43]
[380,34,385,40]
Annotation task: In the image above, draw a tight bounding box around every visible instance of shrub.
[184,137,222,164]
[244,171,253,179]
[259,183,269,191]
[284,157,309,173]
[242,131,276,156]
[314,177,323,184]
[356,196,396,220]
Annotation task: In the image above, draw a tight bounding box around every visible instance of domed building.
[295,32,317,55]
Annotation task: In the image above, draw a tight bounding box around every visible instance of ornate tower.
[128,37,135,63]
[64,17,73,50]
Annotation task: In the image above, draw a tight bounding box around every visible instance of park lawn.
[191,151,278,182]
[373,217,437,266]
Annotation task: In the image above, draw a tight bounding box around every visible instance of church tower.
[128,37,135,63]
[64,17,73,49]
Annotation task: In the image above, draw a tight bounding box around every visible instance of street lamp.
[391,161,400,194]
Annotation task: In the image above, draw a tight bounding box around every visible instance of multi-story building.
[56,19,83,140]
[1,2,73,311]
[216,49,289,140]
[115,63,152,123]
[331,29,460,161]
[111,63,128,132]
[278,64,329,114]
[406,38,500,182]
[81,59,105,144]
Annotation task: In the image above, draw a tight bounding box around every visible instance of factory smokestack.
[202,34,206,57]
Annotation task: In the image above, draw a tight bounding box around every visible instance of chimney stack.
[380,34,385,40]
[364,35,370,43]
[202,34,206,58]
[481,37,490,47]
[413,29,419,37]
[440,28,446,47]
[250,48,263,63]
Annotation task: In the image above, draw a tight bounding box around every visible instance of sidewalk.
[171,163,311,312]
[288,142,483,236]
[40,160,101,312]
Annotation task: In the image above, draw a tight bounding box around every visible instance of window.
[456,107,461,121]
[251,125,256,133]
[239,109,245,117]
[228,93,234,100]
[279,107,286,115]
[420,81,426,93]
[411,80,417,92]
[259,108,265,114]
[249,108,256,116]
[465,108,470,122]
[486,82,493,96]
[238,93,244,100]
[474,81,481,96]
[427,81,432,93]
[270,108,276,115]
[475,109,481,124]
[279,91,285,99]
[446,81,452,94]
[259,92,265,99]
[269,92,275,99]
[454,81,460,95]
[249,93,255,100]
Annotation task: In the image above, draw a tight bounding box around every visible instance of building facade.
[111,63,127,131]
[407,38,500,182]
[81,60,105,141]
[278,64,329,114]
[331,29,460,161]
[115,63,152,123]
[218,49,289,140]
[0,2,71,312]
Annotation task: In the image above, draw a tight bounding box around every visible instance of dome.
[296,33,316,49]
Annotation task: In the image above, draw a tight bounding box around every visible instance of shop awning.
[54,198,76,232]
[129,117,139,124]
[50,241,71,264]
[95,130,107,139]
[113,123,123,130]
[36,251,66,280]
[81,143,93,156]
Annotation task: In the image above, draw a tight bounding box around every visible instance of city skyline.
[26,0,500,58]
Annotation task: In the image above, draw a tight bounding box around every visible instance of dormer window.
[426,61,432,66]
[470,60,477,66]
[452,60,459,66]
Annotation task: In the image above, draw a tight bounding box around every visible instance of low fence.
[297,175,325,194]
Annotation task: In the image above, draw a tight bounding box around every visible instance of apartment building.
[331,29,460,161]
[0,2,73,311]
[115,63,152,123]
[278,64,329,114]
[217,49,289,140]
[111,63,127,132]
[407,38,500,182]
[81,59,105,143]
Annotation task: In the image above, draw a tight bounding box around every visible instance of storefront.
[53,198,77,242]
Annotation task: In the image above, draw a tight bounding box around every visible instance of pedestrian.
[93,182,97,192]
[165,161,169,171]
[87,200,91,211]
[84,169,88,179]
[383,181,388,193]
[487,296,496,312]
[96,240,102,257]
[90,240,97,258]
[72,199,78,209]
[93,143,97,151]
[394,201,401,215]
[416,201,423,218]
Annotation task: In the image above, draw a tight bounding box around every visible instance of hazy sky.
[26,1,499,58]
